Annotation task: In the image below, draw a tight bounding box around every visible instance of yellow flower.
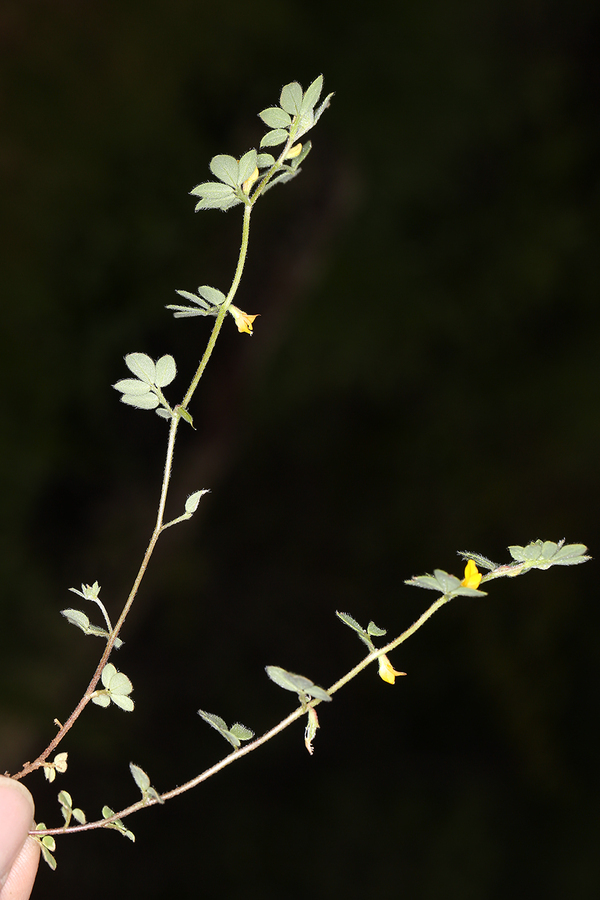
[285,143,302,159]
[242,166,259,194]
[229,305,259,335]
[378,654,406,685]
[461,559,482,589]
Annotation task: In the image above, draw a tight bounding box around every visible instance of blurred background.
[1,1,599,897]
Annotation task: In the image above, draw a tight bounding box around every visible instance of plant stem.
[12,198,255,781]
[33,593,451,832]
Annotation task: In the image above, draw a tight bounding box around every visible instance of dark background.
[2,1,599,898]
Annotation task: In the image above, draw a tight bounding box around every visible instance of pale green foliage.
[507,539,589,568]
[62,582,124,648]
[188,75,332,213]
[91,663,134,711]
[406,569,487,598]
[129,763,164,805]
[185,489,208,514]
[58,790,86,827]
[166,284,227,319]
[33,824,57,870]
[336,612,387,651]
[265,665,331,703]
[43,751,68,783]
[197,709,254,749]
[259,74,333,146]
[112,352,176,417]
[102,807,135,842]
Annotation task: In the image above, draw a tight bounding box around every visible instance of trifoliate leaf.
[508,539,590,569]
[265,666,331,702]
[197,709,253,749]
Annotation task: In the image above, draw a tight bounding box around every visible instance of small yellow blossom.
[242,166,259,194]
[285,143,302,159]
[229,305,260,335]
[461,559,482,590]
[378,654,406,685]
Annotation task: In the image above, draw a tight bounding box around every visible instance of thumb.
[0,776,40,899]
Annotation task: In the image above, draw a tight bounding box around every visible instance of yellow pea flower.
[378,654,406,685]
[242,166,259,194]
[461,559,482,589]
[229,305,259,335]
[285,142,302,159]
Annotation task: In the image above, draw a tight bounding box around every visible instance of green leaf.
[257,153,276,168]
[91,693,111,708]
[508,539,590,569]
[97,663,134,711]
[280,81,303,115]
[313,92,334,127]
[197,285,227,306]
[194,194,242,212]
[260,129,289,148]
[457,551,499,571]
[190,181,235,198]
[238,149,258,184]
[167,303,213,318]
[405,569,487,598]
[198,710,228,733]
[111,694,135,712]
[125,353,156,384]
[265,666,331,702]
[112,378,152,396]
[60,609,123,649]
[367,621,387,637]
[178,406,195,428]
[102,807,135,842]
[336,611,364,634]
[61,608,90,632]
[129,762,163,804]
[197,709,253,749]
[209,154,239,187]
[259,107,292,129]
[229,723,254,742]
[300,75,323,114]
[120,392,160,410]
[34,825,57,870]
[154,355,176,387]
[185,490,208,514]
